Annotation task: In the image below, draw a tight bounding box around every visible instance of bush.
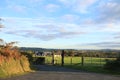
[21,52,33,64]
[33,57,45,65]
[0,41,31,77]
[0,57,24,76]
[104,57,120,71]
[0,56,31,77]
[20,55,31,72]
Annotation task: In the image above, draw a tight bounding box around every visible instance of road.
[0,65,120,80]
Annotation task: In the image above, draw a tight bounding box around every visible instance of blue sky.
[0,0,120,49]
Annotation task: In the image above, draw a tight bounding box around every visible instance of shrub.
[21,52,33,64]
[33,57,45,65]
[0,57,24,75]
[0,40,31,77]
[104,57,120,71]
[20,55,31,72]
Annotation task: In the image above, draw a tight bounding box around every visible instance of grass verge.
[62,63,120,75]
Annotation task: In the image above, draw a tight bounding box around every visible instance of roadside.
[0,65,120,80]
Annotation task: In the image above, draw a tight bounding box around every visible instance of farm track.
[0,65,120,80]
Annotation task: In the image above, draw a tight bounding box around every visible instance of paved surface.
[0,65,120,80]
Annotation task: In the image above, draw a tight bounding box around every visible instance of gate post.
[61,50,65,66]
[52,51,54,65]
[81,55,84,66]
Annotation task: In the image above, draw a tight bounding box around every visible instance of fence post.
[61,50,64,66]
[81,55,84,66]
[52,52,54,65]
[71,57,72,64]
[90,53,92,65]
[100,54,102,66]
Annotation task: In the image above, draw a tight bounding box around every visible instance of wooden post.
[90,53,92,65]
[100,54,101,66]
[52,52,54,65]
[61,50,64,66]
[71,57,72,64]
[91,56,92,65]
[81,55,84,66]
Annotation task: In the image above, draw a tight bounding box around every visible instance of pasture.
[45,56,118,74]
[45,56,116,66]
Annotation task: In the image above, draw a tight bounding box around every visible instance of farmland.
[45,56,118,74]
[45,56,116,66]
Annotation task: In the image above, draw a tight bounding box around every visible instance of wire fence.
[45,54,118,67]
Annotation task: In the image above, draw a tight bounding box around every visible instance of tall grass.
[0,41,31,78]
[0,56,31,78]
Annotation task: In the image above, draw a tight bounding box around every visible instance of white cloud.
[61,14,80,22]
[70,41,120,49]
[114,32,120,39]
[45,4,60,12]
[58,0,76,6]
[90,0,120,33]
[86,42,120,48]
[97,0,120,23]
[2,14,120,42]
[74,0,97,13]
[5,28,85,41]
[114,36,120,39]
[97,23,120,32]
[2,17,86,41]
[58,0,97,13]
[29,0,42,3]
[8,5,27,12]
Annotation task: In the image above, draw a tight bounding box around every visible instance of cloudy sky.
[0,0,120,49]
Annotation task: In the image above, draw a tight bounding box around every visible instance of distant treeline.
[20,47,120,58]
[20,47,74,52]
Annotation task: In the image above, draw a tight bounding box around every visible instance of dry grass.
[0,41,31,77]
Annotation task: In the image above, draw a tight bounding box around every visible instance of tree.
[0,18,4,28]
[0,18,31,76]
[0,18,20,58]
[0,40,20,58]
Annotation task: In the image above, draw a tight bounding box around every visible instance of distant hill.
[19,47,120,53]
[19,47,75,52]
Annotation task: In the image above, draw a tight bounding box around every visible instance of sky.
[0,0,120,49]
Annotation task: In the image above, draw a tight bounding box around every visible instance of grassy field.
[44,56,119,74]
[45,56,116,66]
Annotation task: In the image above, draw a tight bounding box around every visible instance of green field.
[45,56,116,66]
[44,56,119,74]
